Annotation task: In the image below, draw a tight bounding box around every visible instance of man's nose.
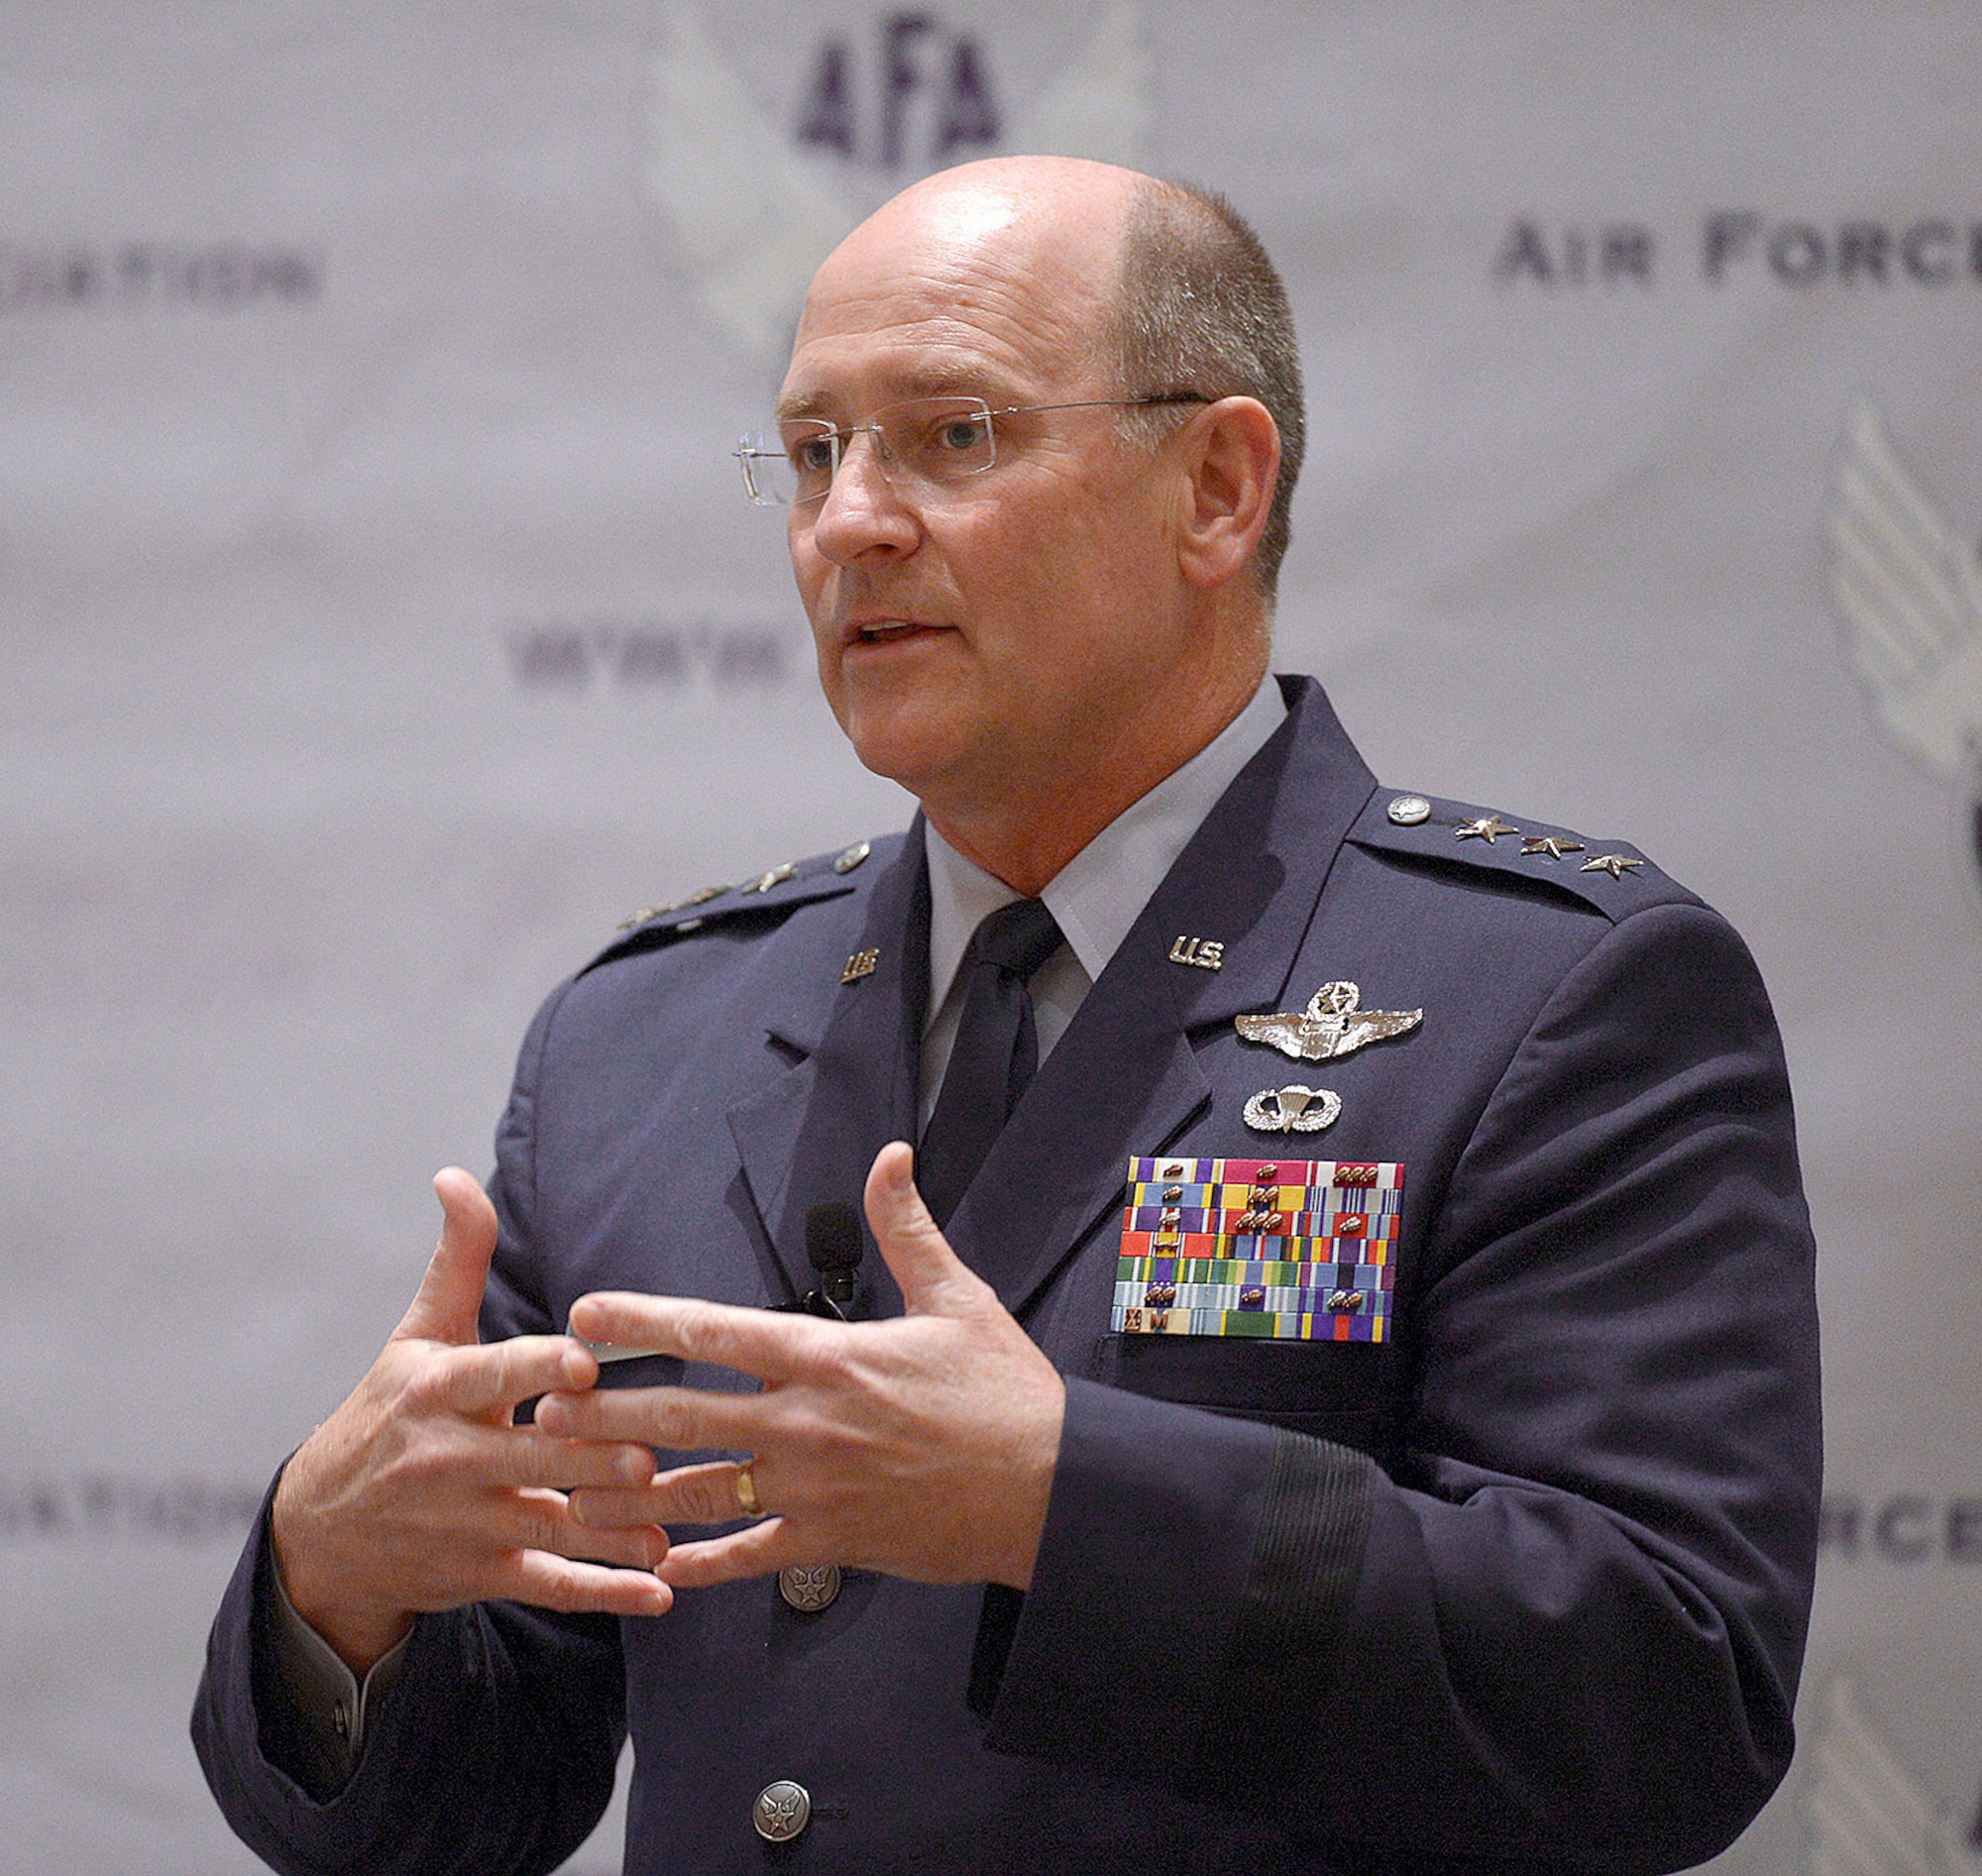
[806,431,920,562]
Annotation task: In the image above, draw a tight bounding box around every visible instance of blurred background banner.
[3,4,1977,1869]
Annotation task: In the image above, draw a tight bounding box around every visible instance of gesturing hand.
[271,1168,672,1674]
[537,1142,1066,1592]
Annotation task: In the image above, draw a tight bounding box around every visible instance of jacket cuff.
[1195,1425,1375,1784]
[263,1535,412,1799]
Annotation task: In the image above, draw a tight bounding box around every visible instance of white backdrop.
[3,4,1978,1870]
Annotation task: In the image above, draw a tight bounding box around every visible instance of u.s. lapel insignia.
[840,948,879,983]
[1168,936,1225,970]
[1236,981,1422,1062]
[1243,1085,1342,1134]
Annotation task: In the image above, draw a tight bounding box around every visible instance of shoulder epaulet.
[578,836,893,976]
[1346,790,1702,924]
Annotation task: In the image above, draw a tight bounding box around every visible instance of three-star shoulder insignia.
[1354,793,1686,924]
[596,838,889,976]
[616,880,729,931]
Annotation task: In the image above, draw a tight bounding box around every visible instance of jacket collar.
[728,676,1376,1316]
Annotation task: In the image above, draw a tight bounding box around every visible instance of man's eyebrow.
[774,367,1024,423]
[774,389,831,423]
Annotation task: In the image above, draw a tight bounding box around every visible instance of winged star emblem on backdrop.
[642,0,1155,375]
[1800,1677,1982,1875]
[1827,399,1982,888]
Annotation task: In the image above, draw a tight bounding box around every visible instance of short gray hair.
[1112,179,1305,597]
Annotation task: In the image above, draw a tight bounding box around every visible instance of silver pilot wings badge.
[1235,981,1422,1062]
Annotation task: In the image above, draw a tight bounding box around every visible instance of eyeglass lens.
[766,398,998,506]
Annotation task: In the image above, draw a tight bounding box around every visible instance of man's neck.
[925,654,1270,896]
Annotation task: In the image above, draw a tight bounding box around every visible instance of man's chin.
[843,725,957,798]
[835,703,978,805]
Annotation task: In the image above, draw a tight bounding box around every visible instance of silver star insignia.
[616,882,729,931]
[1580,853,1644,879]
[1520,835,1584,860]
[1456,814,1520,843]
[744,862,797,894]
[1235,980,1423,1062]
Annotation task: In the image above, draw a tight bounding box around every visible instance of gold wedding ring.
[734,1459,764,1519]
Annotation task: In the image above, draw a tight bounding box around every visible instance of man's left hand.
[534,1141,1066,1592]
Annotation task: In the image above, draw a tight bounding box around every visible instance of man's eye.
[790,436,837,474]
[932,417,989,454]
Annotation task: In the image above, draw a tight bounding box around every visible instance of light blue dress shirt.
[919,673,1286,1127]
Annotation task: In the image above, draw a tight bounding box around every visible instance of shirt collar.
[922,673,1287,1027]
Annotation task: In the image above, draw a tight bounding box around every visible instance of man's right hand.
[270,1167,672,1675]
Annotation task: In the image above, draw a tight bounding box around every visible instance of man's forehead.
[777,309,1084,417]
[781,192,1124,412]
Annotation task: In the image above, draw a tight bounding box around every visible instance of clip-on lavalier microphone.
[774,1199,863,1320]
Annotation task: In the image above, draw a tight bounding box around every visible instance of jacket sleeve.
[986,902,1821,1874]
[190,984,628,1876]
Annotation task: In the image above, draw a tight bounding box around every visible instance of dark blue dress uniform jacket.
[194,677,1822,1875]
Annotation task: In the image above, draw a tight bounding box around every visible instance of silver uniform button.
[778,1563,842,1612]
[832,839,871,874]
[1386,794,1432,827]
[753,1779,812,1843]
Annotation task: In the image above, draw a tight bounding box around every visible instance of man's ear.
[1172,396,1279,591]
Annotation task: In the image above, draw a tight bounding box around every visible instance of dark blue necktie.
[918,898,1063,1230]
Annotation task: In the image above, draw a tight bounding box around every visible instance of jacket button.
[753,1779,812,1842]
[778,1563,842,1612]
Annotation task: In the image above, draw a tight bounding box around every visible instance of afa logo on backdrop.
[641,0,1152,373]
[1826,403,1982,893]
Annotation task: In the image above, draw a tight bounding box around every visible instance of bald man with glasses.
[196,157,1820,1876]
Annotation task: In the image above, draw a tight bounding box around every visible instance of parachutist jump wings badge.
[1236,981,1422,1062]
[1243,1085,1342,1134]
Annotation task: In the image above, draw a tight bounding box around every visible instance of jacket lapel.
[726,831,929,1311]
[722,680,1377,1323]
[943,679,1377,1316]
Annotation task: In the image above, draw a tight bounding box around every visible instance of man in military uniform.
[195,157,1820,1874]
